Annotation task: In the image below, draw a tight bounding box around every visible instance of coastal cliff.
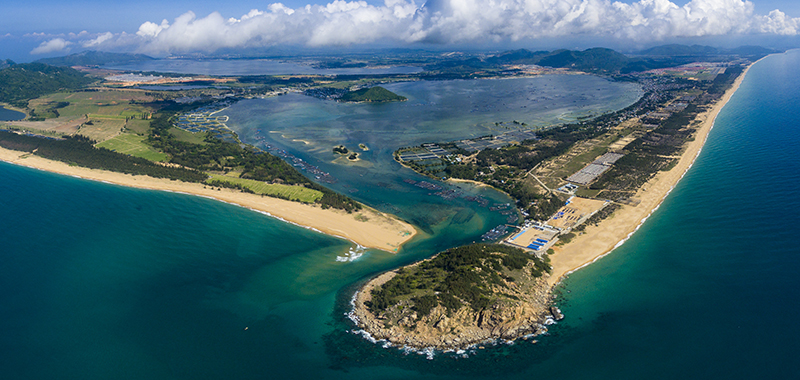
[351,244,556,349]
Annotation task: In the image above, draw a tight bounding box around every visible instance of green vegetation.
[333,145,349,154]
[34,51,154,67]
[29,91,153,121]
[96,133,168,161]
[206,174,323,203]
[590,68,744,195]
[0,131,206,182]
[0,63,96,107]
[147,109,362,212]
[167,127,209,145]
[366,244,551,317]
[339,86,406,103]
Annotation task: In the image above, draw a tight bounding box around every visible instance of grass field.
[96,133,168,162]
[169,127,209,145]
[125,119,151,135]
[78,117,126,142]
[30,90,153,120]
[207,174,323,203]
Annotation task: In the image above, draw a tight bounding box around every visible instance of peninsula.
[351,56,756,349]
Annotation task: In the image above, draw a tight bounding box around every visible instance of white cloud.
[83,32,114,47]
[30,38,72,54]
[80,0,800,54]
[137,19,170,38]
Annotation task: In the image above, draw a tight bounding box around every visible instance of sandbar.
[0,147,417,252]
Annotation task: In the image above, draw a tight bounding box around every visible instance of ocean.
[1,51,799,379]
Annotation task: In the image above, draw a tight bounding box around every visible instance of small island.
[333,144,349,155]
[339,86,406,103]
[334,145,361,161]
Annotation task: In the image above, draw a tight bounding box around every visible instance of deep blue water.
[2,51,800,379]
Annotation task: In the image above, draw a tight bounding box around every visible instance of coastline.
[351,60,757,350]
[545,60,756,289]
[0,147,417,252]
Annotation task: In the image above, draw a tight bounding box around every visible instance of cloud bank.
[38,0,800,54]
[31,38,72,54]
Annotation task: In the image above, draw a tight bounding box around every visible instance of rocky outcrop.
[352,269,555,350]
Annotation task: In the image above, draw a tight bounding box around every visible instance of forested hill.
[35,51,154,67]
[428,45,778,74]
[0,63,95,107]
[340,86,406,103]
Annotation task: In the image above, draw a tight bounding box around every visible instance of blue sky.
[3,0,800,61]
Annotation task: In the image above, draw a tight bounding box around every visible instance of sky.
[2,0,800,62]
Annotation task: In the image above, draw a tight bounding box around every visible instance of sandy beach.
[545,62,756,288]
[0,147,417,252]
[348,62,756,350]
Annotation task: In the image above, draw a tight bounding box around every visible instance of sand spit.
[0,147,417,252]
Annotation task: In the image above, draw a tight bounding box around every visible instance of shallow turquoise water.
[2,54,799,379]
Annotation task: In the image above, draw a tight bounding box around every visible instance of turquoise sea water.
[2,52,799,378]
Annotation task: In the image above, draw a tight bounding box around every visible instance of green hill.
[538,48,631,72]
[638,44,720,56]
[0,63,95,107]
[339,86,406,103]
[35,50,154,67]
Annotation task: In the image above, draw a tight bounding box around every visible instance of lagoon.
[0,106,25,121]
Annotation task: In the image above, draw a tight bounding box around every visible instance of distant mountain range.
[433,44,781,74]
[35,51,154,67]
[23,44,783,79]
[636,44,778,57]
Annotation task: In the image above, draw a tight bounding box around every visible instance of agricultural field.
[96,133,168,162]
[29,90,153,120]
[207,174,323,203]
[77,116,126,142]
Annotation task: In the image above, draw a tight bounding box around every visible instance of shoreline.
[545,59,757,289]
[0,147,417,252]
[351,59,757,350]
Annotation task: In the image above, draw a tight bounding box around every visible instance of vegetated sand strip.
[0,147,417,252]
[546,60,757,288]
